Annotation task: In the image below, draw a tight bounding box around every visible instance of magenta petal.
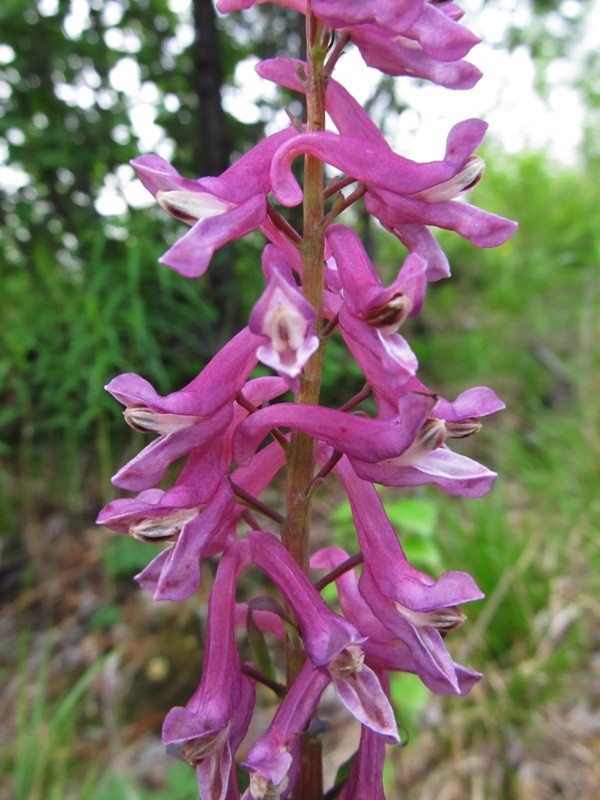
[386,223,451,281]
[112,405,233,491]
[152,482,236,601]
[130,154,203,196]
[335,458,484,693]
[200,127,298,203]
[271,132,455,207]
[366,188,518,249]
[108,326,262,417]
[162,540,254,800]
[332,663,399,743]
[326,224,427,317]
[444,119,488,165]
[435,386,506,421]
[405,2,480,62]
[349,23,483,89]
[338,307,418,397]
[311,549,482,696]
[338,724,387,800]
[243,661,330,788]
[352,447,499,498]
[256,58,387,146]
[249,531,365,667]
[233,396,433,466]
[160,194,268,277]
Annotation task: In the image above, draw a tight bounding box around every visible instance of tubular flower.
[249,245,319,385]
[131,128,297,277]
[233,392,434,468]
[162,540,254,800]
[241,660,331,799]
[270,121,517,256]
[311,547,482,695]
[97,480,235,602]
[349,383,506,498]
[218,0,480,89]
[335,457,483,694]
[326,224,426,399]
[249,531,399,742]
[106,327,262,491]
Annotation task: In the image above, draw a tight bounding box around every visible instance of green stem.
[284,5,328,798]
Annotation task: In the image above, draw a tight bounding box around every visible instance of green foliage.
[330,492,443,576]
[102,533,160,580]
[92,762,199,800]
[4,634,118,800]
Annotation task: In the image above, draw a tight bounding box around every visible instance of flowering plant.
[98,1,516,797]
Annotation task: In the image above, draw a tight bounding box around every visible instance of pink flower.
[241,660,330,799]
[162,540,254,800]
[334,458,484,694]
[97,481,235,601]
[106,328,261,491]
[326,224,426,399]
[312,547,482,696]
[132,440,287,601]
[249,530,399,742]
[351,382,505,498]
[132,128,297,277]
[249,245,319,385]
[219,0,481,89]
[233,392,434,468]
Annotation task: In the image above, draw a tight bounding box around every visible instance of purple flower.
[107,327,262,491]
[311,547,482,696]
[326,224,426,399]
[133,439,288,601]
[335,457,483,694]
[258,57,516,274]
[233,392,434,468]
[97,480,235,601]
[338,719,387,800]
[249,245,319,385]
[241,660,331,799]
[351,383,505,498]
[249,531,399,742]
[270,121,516,258]
[132,128,296,277]
[162,540,254,800]
[219,0,480,89]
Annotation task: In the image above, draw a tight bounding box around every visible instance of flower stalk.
[98,0,517,797]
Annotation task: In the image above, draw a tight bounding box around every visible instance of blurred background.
[1,0,599,797]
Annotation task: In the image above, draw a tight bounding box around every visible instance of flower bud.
[393,601,467,633]
[445,418,482,439]
[128,507,200,543]
[410,156,485,202]
[361,291,412,332]
[156,189,232,225]
[123,405,204,435]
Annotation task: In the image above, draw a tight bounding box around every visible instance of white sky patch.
[330,0,589,165]
[0,43,15,64]
[109,57,141,94]
[223,57,279,124]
